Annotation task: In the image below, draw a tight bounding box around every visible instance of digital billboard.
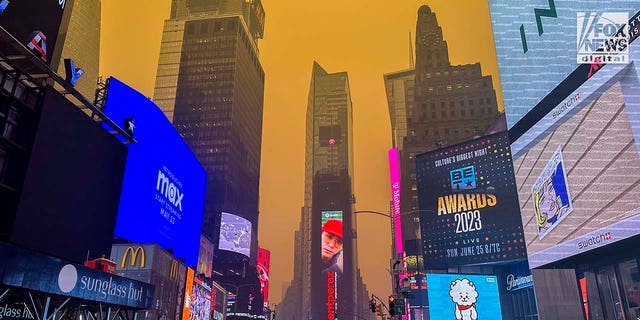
[320,211,343,275]
[416,132,527,268]
[488,0,639,128]
[182,268,195,320]
[0,243,154,309]
[388,148,403,254]
[219,212,252,257]
[0,0,67,64]
[189,276,212,320]
[426,274,502,320]
[319,210,343,320]
[103,77,206,267]
[198,235,214,278]
[13,86,127,264]
[257,248,270,308]
[511,69,640,268]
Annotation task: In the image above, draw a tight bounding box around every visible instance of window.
[460,100,464,106]
[430,102,436,109]
[431,112,436,119]
[461,110,466,116]
[469,99,474,105]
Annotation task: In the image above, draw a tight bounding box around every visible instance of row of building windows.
[424,81,490,92]
[416,106,495,121]
[420,97,493,110]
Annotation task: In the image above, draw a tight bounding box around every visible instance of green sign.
[394,298,405,315]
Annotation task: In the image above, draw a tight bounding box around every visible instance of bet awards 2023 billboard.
[416,132,527,268]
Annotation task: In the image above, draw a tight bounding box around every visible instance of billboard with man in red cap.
[321,212,343,274]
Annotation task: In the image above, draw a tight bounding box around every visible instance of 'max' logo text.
[157,170,184,211]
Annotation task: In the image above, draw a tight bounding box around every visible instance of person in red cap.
[321,219,343,274]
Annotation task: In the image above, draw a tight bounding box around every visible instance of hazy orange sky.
[101,0,502,305]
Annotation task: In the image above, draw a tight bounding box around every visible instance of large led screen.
[13,86,127,264]
[197,235,214,278]
[103,77,206,267]
[416,132,527,268]
[219,212,252,257]
[506,6,640,268]
[489,1,639,128]
[0,0,67,64]
[426,274,502,320]
[189,276,212,320]
[257,248,270,308]
[320,211,343,275]
[512,76,640,268]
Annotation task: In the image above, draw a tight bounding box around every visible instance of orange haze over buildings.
[100,0,503,304]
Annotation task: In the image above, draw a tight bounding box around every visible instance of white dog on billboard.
[449,278,479,320]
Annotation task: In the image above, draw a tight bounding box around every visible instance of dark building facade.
[279,62,374,320]
[387,6,502,257]
[153,1,266,319]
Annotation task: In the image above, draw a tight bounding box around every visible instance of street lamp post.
[354,209,436,318]
[219,283,255,320]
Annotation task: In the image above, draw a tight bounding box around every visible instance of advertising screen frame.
[104,77,206,267]
[218,212,252,258]
[508,11,640,268]
[416,132,527,268]
[426,274,503,320]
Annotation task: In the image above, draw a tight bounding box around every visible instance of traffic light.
[375,303,383,317]
[369,299,376,312]
[388,295,396,316]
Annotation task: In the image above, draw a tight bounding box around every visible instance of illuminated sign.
[0,243,153,309]
[198,236,214,278]
[182,268,195,320]
[320,211,343,320]
[510,31,640,267]
[257,248,270,307]
[121,246,145,268]
[388,148,403,254]
[426,274,502,320]
[416,132,527,268]
[0,0,67,64]
[327,272,337,320]
[104,77,206,267]
[488,1,639,128]
[219,212,252,257]
[170,259,179,280]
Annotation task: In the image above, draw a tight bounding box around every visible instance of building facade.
[54,0,101,100]
[152,1,266,318]
[385,6,502,258]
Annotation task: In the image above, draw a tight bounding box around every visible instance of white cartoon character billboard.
[427,274,502,320]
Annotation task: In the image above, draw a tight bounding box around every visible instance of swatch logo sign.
[157,168,184,211]
[577,232,612,250]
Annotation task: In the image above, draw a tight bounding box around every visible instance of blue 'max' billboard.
[104,77,205,267]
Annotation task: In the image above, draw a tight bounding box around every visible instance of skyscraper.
[384,6,502,259]
[54,0,101,100]
[280,62,376,320]
[152,1,266,318]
